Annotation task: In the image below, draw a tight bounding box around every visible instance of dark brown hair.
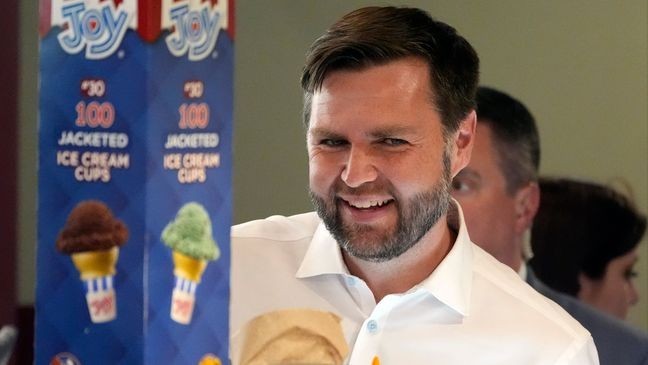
[475,86,540,194]
[300,6,479,135]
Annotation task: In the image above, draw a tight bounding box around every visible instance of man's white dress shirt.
[230,203,599,364]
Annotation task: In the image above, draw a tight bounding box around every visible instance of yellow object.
[240,309,349,365]
[372,356,380,365]
[172,251,207,282]
[198,354,221,365]
[71,246,119,280]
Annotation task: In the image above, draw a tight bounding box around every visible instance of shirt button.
[346,277,356,286]
[366,319,378,333]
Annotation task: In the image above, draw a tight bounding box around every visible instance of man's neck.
[343,216,455,303]
[494,237,524,273]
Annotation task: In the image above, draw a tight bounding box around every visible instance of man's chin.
[340,237,403,263]
[338,225,396,255]
[341,217,395,237]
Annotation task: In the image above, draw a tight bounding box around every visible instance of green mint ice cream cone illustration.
[162,202,219,324]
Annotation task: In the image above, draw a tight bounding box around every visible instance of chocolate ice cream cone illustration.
[56,201,128,323]
[162,202,219,324]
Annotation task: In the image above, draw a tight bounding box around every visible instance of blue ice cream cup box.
[36,1,234,364]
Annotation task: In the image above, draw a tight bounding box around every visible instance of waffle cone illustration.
[162,202,219,324]
[56,201,128,323]
[71,246,119,279]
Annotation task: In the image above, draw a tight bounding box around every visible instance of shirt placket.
[347,295,400,365]
[343,274,376,316]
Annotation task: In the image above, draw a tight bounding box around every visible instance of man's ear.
[513,181,540,234]
[450,110,476,178]
[577,272,595,301]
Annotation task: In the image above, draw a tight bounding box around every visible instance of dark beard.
[310,153,452,262]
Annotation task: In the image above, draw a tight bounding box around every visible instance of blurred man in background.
[452,86,648,364]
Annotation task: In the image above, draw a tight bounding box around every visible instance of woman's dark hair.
[530,177,646,296]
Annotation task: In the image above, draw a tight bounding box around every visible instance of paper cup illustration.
[56,200,128,323]
[240,309,349,365]
[162,202,219,324]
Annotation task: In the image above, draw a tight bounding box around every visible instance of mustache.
[330,179,397,197]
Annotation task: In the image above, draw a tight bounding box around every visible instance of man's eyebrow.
[368,126,418,139]
[455,168,481,180]
[308,127,344,139]
[308,126,418,140]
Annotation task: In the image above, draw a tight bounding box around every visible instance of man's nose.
[341,146,378,188]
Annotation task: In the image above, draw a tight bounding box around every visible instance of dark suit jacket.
[527,269,648,365]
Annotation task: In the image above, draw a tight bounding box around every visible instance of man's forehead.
[463,124,501,174]
[474,122,500,155]
[316,57,433,96]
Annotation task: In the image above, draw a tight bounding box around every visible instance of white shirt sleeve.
[557,336,599,365]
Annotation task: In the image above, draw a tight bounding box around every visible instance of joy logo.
[57,0,131,60]
[173,297,192,317]
[166,3,222,61]
[90,295,114,316]
[50,352,81,365]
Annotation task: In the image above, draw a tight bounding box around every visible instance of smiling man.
[306,57,461,301]
[230,7,598,364]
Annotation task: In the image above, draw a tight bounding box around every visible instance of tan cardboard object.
[240,308,349,365]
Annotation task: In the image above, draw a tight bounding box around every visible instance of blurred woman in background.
[530,177,647,320]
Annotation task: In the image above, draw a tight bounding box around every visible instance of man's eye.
[382,138,407,146]
[321,139,346,147]
[451,179,470,193]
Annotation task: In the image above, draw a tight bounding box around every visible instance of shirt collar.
[296,222,350,278]
[415,201,473,316]
[296,200,473,316]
